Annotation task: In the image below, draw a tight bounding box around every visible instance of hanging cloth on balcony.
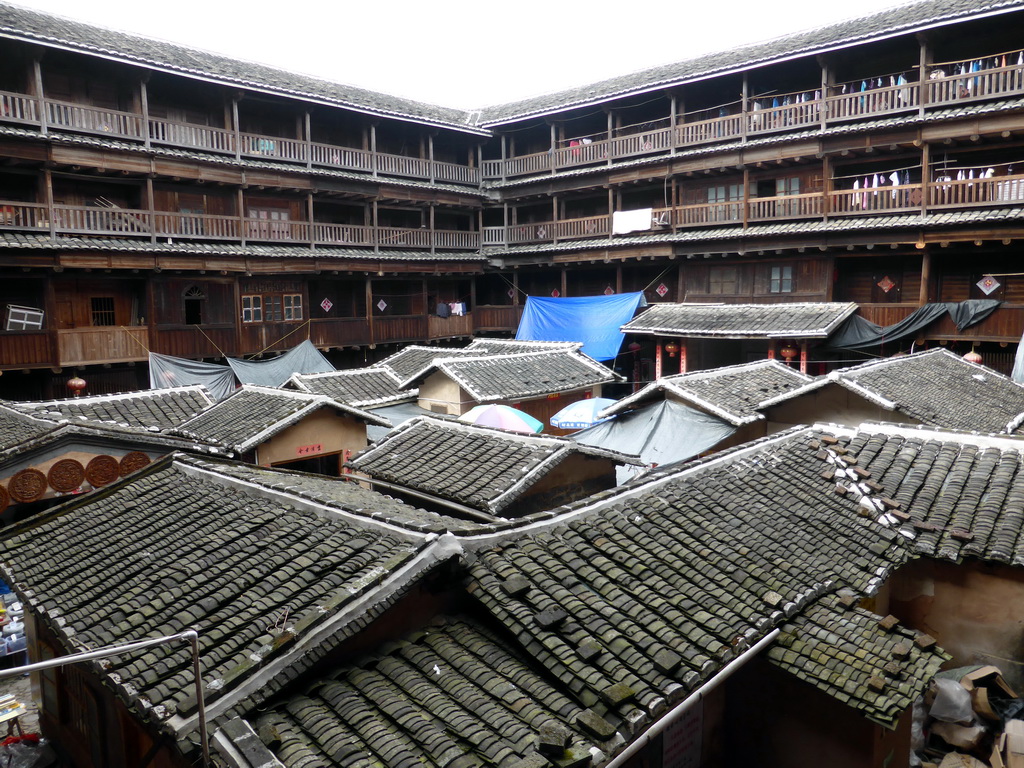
[149,353,237,401]
[516,292,646,361]
[227,340,333,387]
[824,300,1001,351]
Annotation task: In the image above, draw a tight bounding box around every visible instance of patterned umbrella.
[458,404,544,434]
[549,397,617,430]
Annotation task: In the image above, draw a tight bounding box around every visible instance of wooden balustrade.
[45,99,144,140]
[0,90,37,124]
[473,305,523,332]
[826,82,918,121]
[432,230,481,249]
[0,202,48,229]
[57,326,149,366]
[928,61,1024,106]
[929,173,1024,208]
[0,331,52,369]
[153,211,241,240]
[310,317,372,348]
[310,222,374,247]
[747,192,823,221]
[308,142,374,173]
[555,215,610,240]
[674,113,744,146]
[376,153,431,179]
[746,99,822,134]
[830,184,920,215]
[673,201,743,226]
[152,326,237,359]
[855,304,918,328]
[148,118,235,154]
[373,315,429,344]
[481,226,506,246]
[53,204,151,236]
[376,226,432,248]
[428,312,473,339]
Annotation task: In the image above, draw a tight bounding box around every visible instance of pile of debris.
[915,666,1024,767]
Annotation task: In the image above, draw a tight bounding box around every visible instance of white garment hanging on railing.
[611,208,654,235]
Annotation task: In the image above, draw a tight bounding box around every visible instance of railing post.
[428,133,435,184]
[500,133,507,182]
[146,176,157,244]
[918,33,931,118]
[232,95,241,160]
[818,56,829,130]
[372,199,379,254]
[32,57,46,135]
[668,93,677,157]
[606,108,614,166]
[307,191,315,251]
[429,204,435,255]
[370,123,378,178]
[305,111,313,170]
[44,167,55,238]
[741,73,749,143]
[920,140,930,216]
[237,186,246,246]
[549,122,557,174]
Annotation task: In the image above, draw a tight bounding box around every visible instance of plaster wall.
[765,383,920,433]
[887,558,1024,690]
[255,408,367,467]
[416,373,469,416]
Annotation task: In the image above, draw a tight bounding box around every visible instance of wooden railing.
[428,312,473,339]
[0,331,52,369]
[57,326,149,366]
[747,192,823,221]
[0,89,479,185]
[310,318,372,348]
[830,184,921,215]
[0,200,480,250]
[373,315,429,344]
[473,305,523,331]
[929,173,1024,209]
[827,81,918,121]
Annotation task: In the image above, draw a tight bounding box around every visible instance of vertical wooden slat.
[32,57,46,135]
[140,78,150,149]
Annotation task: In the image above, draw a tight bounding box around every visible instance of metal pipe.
[0,629,210,768]
[602,629,780,768]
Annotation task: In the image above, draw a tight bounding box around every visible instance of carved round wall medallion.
[47,458,86,492]
[85,455,120,488]
[119,452,151,476]
[9,468,47,503]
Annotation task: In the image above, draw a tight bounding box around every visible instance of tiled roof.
[172,385,389,452]
[467,339,584,355]
[254,616,620,768]
[461,428,923,739]
[768,593,949,726]
[11,385,215,430]
[0,3,481,133]
[0,231,486,262]
[761,349,1024,434]
[621,302,858,339]
[0,402,57,450]
[182,454,483,536]
[375,345,477,382]
[0,421,224,463]
[286,368,415,409]
[0,453,459,740]
[478,0,1024,123]
[404,350,619,401]
[604,360,813,425]
[348,417,637,515]
[842,423,1024,564]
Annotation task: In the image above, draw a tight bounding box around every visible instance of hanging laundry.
[889,171,901,199]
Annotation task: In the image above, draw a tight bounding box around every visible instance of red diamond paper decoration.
[320,298,333,312]
[977,275,1001,295]
[876,276,895,293]
[655,283,669,297]
[603,286,615,296]
[376,299,388,311]
[551,289,560,298]
[507,288,515,299]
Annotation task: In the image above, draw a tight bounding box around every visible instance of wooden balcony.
[428,312,473,339]
[473,305,523,332]
[483,49,1024,179]
[0,92,480,186]
[857,304,1024,344]
[57,326,149,366]
[0,201,481,251]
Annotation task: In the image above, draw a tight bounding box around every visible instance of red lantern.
[67,376,87,397]
[779,343,799,361]
[627,342,642,353]
[664,341,679,358]
[963,349,983,364]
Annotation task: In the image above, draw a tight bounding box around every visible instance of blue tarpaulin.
[515,293,646,361]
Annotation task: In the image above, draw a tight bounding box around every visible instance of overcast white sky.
[11,0,911,109]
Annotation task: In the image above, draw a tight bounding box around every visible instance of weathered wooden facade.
[2,0,1024,397]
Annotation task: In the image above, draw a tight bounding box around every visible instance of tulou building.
[1,0,1024,395]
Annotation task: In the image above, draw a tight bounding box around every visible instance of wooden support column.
[307,192,315,251]
[920,141,930,216]
[429,204,435,255]
[305,112,313,170]
[919,248,932,305]
[679,341,688,374]
[32,57,46,135]
[549,123,557,174]
[500,134,509,182]
[560,267,567,298]
[741,73,749,142]
[502,202,509,246]
[43,167,55,237]
[237,186,246,246]
[428,134,435,184]
[742,167,750,229]
[140,77,151,148]
[551,194,559,243]
[370,124,378,177]
[655,341,663,380]
[822,154,832,220]
[607,186,615,239]
[819,57,829,130]
[512,271,520,306]
[918,34,931,118]
[372,199,379,253]
[606,109,614,166]
[365,277,375,346]
[767,339,776,360]
[668,93,678,156]
[616,264,623,294]
[232,96,241,160]
[799,342,808,374]
[146,177,156,244]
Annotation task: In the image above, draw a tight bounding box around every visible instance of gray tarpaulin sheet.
[149,352,237,401]
[227,340,333,387]
[826,300,1001,351]
[572,399,735,476]
[150,340,334,400]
